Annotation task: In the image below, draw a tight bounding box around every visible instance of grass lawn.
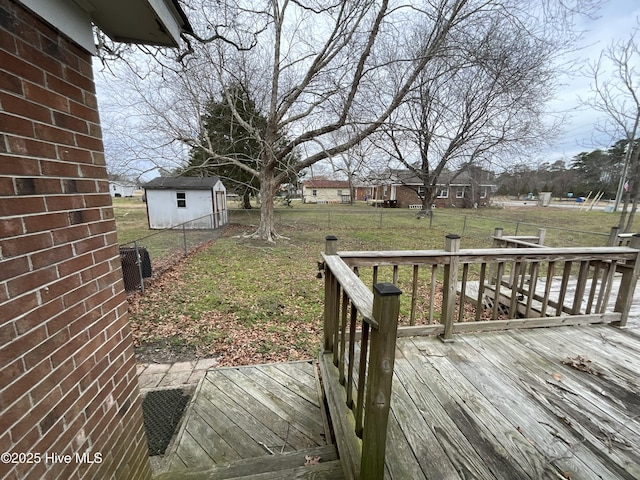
[116,200,620,365]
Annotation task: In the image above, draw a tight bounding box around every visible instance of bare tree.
[99,0,597,241]
[585,24,640,231]
[375,9,567,213]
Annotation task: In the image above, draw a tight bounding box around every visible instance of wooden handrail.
[321,236,402,480]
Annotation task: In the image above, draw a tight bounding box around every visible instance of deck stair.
[153,360,344,480]
[155,444,343,479]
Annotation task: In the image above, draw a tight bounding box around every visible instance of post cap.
[446,234,461,240]
[325,235,338,241]
[374,282,402,296]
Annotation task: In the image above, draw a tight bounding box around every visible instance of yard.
[113,198,619,366]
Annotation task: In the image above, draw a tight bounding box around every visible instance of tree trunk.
[419,185,437,217]
[242,190,252,209]
[625,195,638,232]
[618,191,630,229]
[254,168,278,242]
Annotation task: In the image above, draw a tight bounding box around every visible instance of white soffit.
[19,0,190,52]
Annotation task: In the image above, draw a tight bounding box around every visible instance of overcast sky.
[96,0,640,179]
[541,0,640,164]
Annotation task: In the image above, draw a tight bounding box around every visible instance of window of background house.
[312,189,317,196]
[480,188,487,198]
[417,186,425,198]
[456,187,464,198]
[176,191,186,208]
[437,187,448,198]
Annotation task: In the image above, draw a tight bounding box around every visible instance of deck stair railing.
[320,236,402,480]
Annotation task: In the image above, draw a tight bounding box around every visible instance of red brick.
[0,217,23,236]
[0,292,38,324]
[69,100,99,124]
[34,122,75,145]
[45,194,86,212]
[0,256,29,282]
[0,176,14,194]
[14,297,63,335]
[0,394,31,438]
[29,356,72,399]
[6,136,57,158]
[57,144,93,163]
[29,243,73,270]
[52,110,87,133]
[46,73,84,103]
[0,230,52,257]
[0,112,35,136]
[83,193,110,208]
[23,212,67,234]
[40,274,81,305]
[7,265,58,297]
[51,223,90,245]
[72,235,104,255]
[40,159,80,177]
[48,302,86,341]
[0,91,52,123]
[75,133,103,152]
[63,66,94,94]
[0,50,45,85]
[0,70,23,95]
[17,38,63,79]
[0,155,40,175]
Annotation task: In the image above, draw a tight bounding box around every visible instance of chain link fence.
[228,206,612,248]
[119,214,226,293]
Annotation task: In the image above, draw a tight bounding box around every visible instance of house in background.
[0,1,191,479]
[142,177,228,229]
[302,179,352,204]
[386,169,495,208]
[109,181,136,197]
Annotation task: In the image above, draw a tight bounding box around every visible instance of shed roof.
[142,177,222,190]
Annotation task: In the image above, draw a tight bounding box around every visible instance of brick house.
[385,170,495,208]
[0,1,190,479]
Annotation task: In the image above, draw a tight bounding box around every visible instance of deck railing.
[320,233,640,479]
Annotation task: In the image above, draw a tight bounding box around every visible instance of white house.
[109,181,136,197]
[302,179,352,203]
[142,177,228,229]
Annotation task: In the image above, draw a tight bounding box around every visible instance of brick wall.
[0,1,151,479]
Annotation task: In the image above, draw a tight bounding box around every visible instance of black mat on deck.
[142,389,190,456]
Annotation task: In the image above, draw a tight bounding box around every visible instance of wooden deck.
[377,324,640,479]
[156,360,343,479]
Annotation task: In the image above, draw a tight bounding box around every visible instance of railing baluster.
[572,261,590,314]
[429,265,437,324]
[392,265,399,285]
[525,261,539,318]
[475,263,486,321]
[586,261,600,314]
[458,263,469,323]
[492,262,504,319]
[540,261,555,317]
[410,264,419,326]
[599,259,618,314]
[508,261,520,317]
[556,261,572,316]
[614,234,640,326]
[346,304,357,409]
[338,290,348,382]
[355,322,369,438]
[372,265,378,288]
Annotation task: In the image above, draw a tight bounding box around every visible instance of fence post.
[429,209,433,228]
[323,235,338,353]
[134,241,145,294]
[462,215,467,236]
[182,224,187,255]
[537,228,546,246]
[614,234,640,327]
[360,282,402,480]
[440,234,460,342]
[515,221,520,236]
[608,226,620,246]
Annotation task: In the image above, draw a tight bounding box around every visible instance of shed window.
[312,189,317,196]
[176,191,186,208]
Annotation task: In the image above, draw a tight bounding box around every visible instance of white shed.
[109,181,136,197]
[142,177,228,229]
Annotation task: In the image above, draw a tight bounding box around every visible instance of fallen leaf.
[305,455,321,466]
[551,372,562,381]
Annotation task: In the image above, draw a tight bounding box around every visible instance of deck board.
[165,361,331,472]
[381,327,640,479]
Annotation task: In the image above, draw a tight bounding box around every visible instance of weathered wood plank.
[182,413,242,466]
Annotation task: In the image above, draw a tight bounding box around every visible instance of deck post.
[361,283,401,480]
[613,234,640,327]
[440,234,461,342]
[608,226,620,246]
[324,235,338,352]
